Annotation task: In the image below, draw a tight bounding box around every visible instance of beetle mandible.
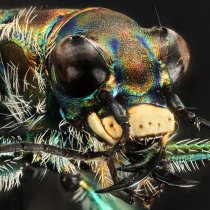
[0,7,209,209]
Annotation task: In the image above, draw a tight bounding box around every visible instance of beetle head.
[48,8,177,149]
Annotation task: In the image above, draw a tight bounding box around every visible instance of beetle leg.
[0,142,112,160]
[152,166,199,188]
[164,86,210,129]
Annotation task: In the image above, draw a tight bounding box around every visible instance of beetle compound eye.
[160,28,190,82]
[52,36,109,98]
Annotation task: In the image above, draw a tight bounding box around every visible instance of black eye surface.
[52,36,109,98]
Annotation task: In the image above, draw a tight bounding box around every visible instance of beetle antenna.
[153,2,162,28]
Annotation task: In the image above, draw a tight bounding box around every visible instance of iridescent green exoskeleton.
[0,7,209,209]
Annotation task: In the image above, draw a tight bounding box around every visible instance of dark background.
[0,0,210,210]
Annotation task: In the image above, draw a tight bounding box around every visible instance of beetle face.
[48,8,180,148]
